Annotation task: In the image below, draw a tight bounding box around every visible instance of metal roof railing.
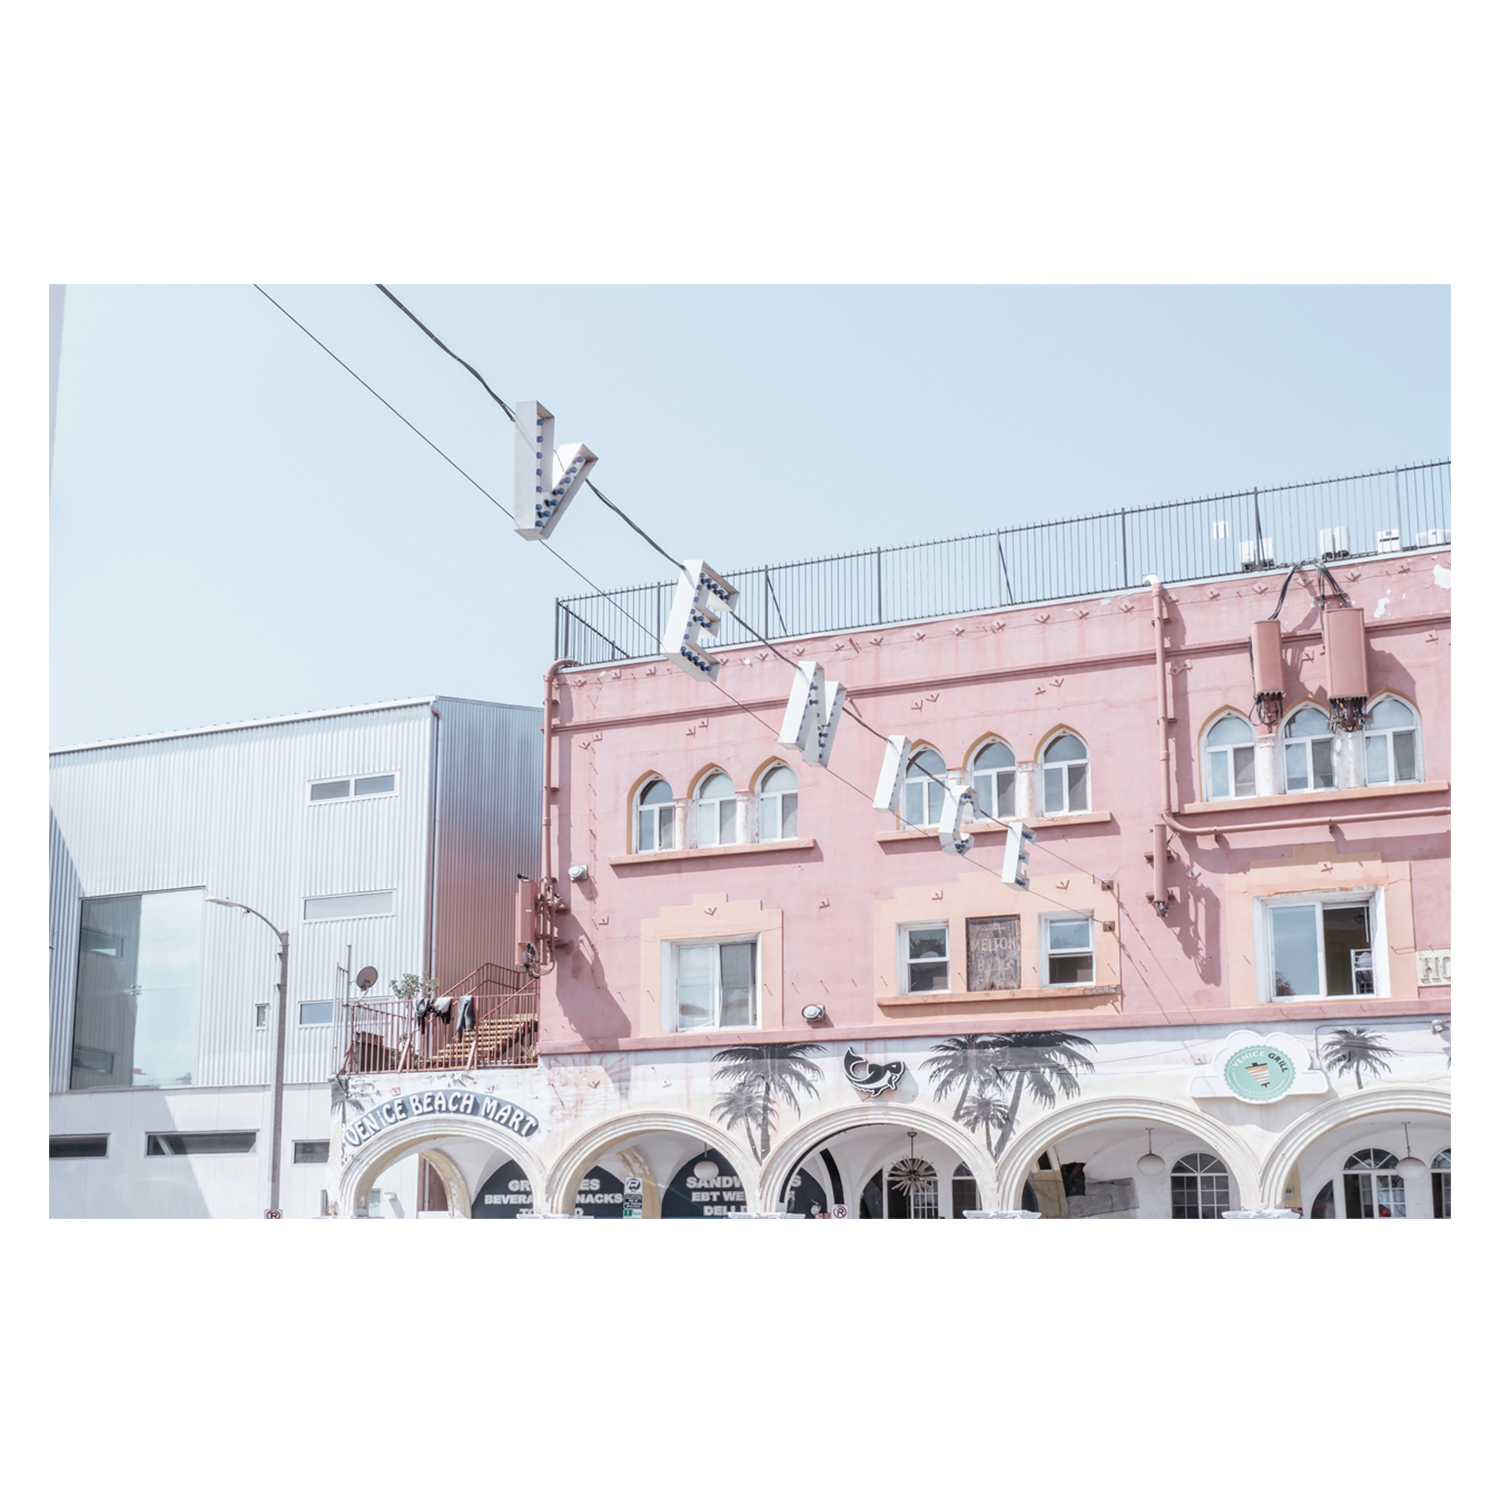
[554,460,1450,666]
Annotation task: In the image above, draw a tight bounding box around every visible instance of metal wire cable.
[376,284,517,421]
[254,287,661,653]
[289,285,1108,914]
[585,479,686,573]
[367,285,865,680]
[255,285,506,511]
[701,676,1092,918]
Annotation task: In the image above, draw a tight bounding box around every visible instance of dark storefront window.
[661,1151,747,1217]
[50,1135,108,1159]
[1342,1148,1407,1218]
[1431,1150,1451,1218]
[952,1164,979,1218]
[1170,1154,1231,1218]
[146,1132,256,1155]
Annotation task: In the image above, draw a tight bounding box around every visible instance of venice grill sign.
[342,1090,540,1149]
[1222,1044,1296,1103]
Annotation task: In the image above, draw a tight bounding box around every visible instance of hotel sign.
[342,1089,540,1149]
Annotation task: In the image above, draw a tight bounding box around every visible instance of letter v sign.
[513,400,599,541]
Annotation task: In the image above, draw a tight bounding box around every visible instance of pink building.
[330,464,1452,1221]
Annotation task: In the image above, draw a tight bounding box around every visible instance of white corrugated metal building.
[48,695,541,1218]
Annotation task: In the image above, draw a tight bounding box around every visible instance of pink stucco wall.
[540,552,1450,1051]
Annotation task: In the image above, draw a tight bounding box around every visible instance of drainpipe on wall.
[530,659,578,975]
[426,706,443,982]
[1144,577,1448,917]
[1148,577,1173,916]
[541,659,577,889]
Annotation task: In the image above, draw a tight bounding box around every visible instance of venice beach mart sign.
[342,1089,540,1149]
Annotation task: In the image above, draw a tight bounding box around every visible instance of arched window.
[1342,1147,1406,1218]
[970,740,1017,820]
[758,764,798,841]
[1203,714,1256,801]
[1431,1149,1451,1219]
[1283,705,1334,793]
[1041,733,1089,815]
[1170,1153,1230,1219]
[695,771,738,847]
[903,748,947,827]
[1365,697,1421,785]
[635,777,675,852]
[1309,1180,1336,1218]
[952,1162,978,1219]
[885,1158,940,1219]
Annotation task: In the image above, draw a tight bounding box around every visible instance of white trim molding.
[758,1104,997,1214]
[993,1096,1264,1210]
[334,1112,548,1219]
[1257,1085,1452,1207]
[542,1110,761,1215]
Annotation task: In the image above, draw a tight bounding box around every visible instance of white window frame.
[1040,734,1090,815]
[1342,1148,1407,1219]
[1201,713,1258,802]
[1431,1149,1451,1219]
[898,921,950,994]
[302,889,396,922]
[1169,1153,1232,1219]
[1040,911,1095,987]
[306,771,399,806]
[635,778,677,853]
[757,764,799,843]
[1253,887,1386,1003]
[901,750,948,828]
[662,936,761,1033]
[1281,705,1336,795]
[1363,695,1423,787]
[694,770,740,849]
[969,739,1018,822]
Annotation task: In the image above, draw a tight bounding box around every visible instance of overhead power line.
[376,284,517,421]
[254,285,505,513]
[255,283,1091,905]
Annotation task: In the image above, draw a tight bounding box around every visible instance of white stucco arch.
[759,1104,996,1212]
[993,1096,1263,1209]
[543,1110,762,1214]
[1258,1085,1451,1207]
[335,1115,548,1219]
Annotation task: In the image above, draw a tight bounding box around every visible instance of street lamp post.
[208,897,290,1218]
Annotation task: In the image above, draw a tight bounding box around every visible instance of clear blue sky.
[49,284,1449,747]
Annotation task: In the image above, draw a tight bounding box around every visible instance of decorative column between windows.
[1015,762,1038,820]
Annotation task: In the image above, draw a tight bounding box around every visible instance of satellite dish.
[356,966,378,993]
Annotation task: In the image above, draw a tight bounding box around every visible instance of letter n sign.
[778,662,846,768]
[514,400,599,541]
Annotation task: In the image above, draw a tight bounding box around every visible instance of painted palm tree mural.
[925,1032,1096,1161]
[711,1043,826,1164]
[953,1082,1010,1158]
[1320,1027,1395,1089]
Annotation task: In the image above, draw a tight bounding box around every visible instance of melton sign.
[342,1089,540,1149]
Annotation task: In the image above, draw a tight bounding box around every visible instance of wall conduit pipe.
[541,658,578,889]
[531,658,579,978]
[1144,577,1448,887]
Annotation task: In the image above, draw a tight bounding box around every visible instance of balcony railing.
[340,962,539,1075]
[555,460,1450,666]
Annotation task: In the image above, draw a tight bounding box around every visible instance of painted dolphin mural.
[844,1047,905,1097]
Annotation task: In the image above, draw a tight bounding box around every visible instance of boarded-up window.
[967,915,1021,991]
